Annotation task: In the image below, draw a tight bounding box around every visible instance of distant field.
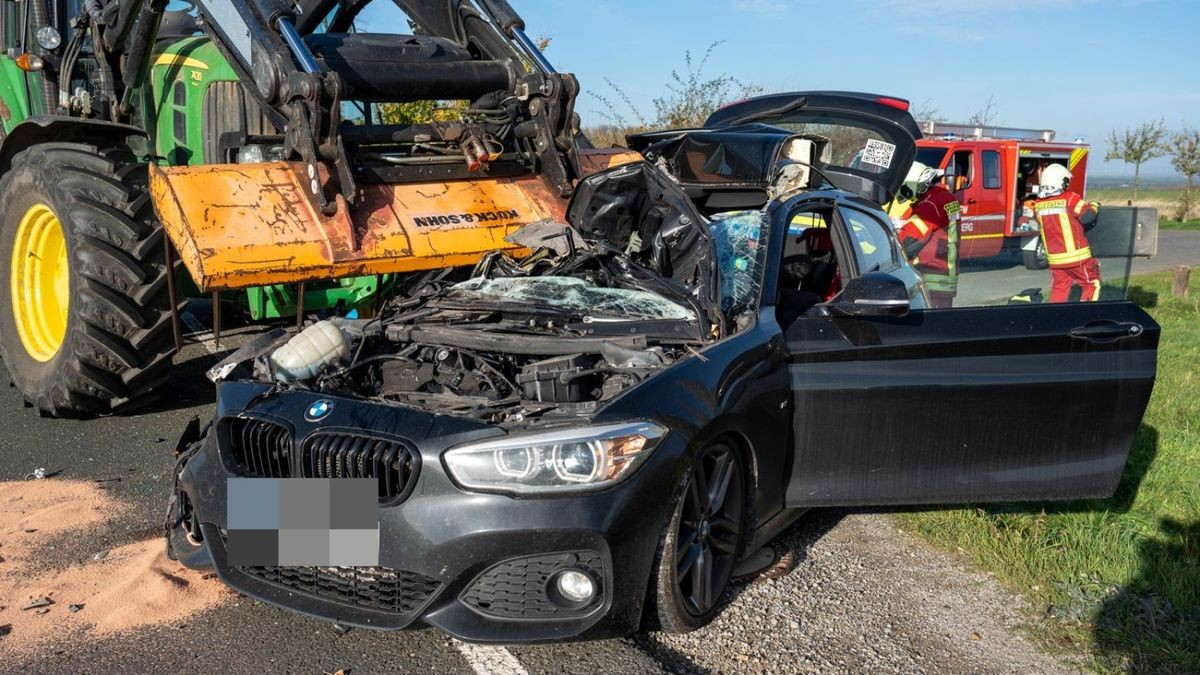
[1089,187,1199,230]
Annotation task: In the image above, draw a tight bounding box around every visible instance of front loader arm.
[99,0,632,293]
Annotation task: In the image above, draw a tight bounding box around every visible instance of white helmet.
[899,161,941,201]
[1038,164,1072,196]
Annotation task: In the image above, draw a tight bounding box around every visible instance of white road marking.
[180,311,219,355]
[452,640,529,675]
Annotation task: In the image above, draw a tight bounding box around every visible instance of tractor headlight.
[36,26,61,51]
[443,422,667,495]
[237,144,285,164]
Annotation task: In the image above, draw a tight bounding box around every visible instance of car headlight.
[443,422,667,495]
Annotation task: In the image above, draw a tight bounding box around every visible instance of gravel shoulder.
[639,511,1083,675]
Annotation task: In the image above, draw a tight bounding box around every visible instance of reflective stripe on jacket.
[895,185,960,292]
[1033,190,1097,268]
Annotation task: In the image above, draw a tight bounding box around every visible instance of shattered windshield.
[709,211,769,314]
[448,277,695,321]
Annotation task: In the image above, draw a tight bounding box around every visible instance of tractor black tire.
[0,143,180,417]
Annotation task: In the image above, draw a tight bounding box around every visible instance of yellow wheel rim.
[10,204,69,362]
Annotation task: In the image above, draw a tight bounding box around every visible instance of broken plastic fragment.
[20,597,53,611]
[505,219,585,256]
[206,328,289,383]
[23,468,47,480]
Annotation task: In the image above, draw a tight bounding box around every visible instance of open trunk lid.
[704,91,922,203]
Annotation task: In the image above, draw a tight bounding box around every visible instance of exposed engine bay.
[209,163,731,424]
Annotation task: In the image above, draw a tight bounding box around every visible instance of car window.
[709,211,770,316]
[768,114,891,172]
[838,207,898,274]
[951,150,973,191]
[983,150,1001,189]
[916,147,948,169]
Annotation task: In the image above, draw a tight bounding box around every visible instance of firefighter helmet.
[1038,163,1072,195]
[898,161,940,201]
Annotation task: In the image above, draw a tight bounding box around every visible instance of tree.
[967,95,999,128]
[1106,120,1168,201]
[650,42,763,129]
[588,41,762,133]
[910,98,946,126]
[1168,127,1200,221]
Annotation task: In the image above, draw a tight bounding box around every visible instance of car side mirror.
[828,272,911,317]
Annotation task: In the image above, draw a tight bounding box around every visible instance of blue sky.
[361,0,1198,178]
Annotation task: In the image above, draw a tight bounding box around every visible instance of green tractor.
[0,0,595,417]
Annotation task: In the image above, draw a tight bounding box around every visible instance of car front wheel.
[646,440,746,633]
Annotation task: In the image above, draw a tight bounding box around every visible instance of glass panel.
[916,147,948,169]
[769,113,891,175]
[2,1,20,49]
[983,150,1001,189]
[447,277,695,321]
[709,211,769,316]
[951,150,973,191]
[839,207,899,274]
[932,206,1137,309]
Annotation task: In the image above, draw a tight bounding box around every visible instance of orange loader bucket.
[151,162,557,292]
[148,149,639,292]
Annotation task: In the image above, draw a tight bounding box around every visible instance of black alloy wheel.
[647,440,746,632]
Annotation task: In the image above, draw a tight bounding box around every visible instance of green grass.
[897,270,1200,673]
[1162,218,1200,231]
[1089,187,1199,230]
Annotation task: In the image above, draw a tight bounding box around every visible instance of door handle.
[1069,321,1144,342]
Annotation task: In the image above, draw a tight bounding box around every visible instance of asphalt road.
[955,229,1200,307]
[10,233,1197,673]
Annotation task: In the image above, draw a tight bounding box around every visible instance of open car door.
[782,299,1158,507]
[704,91,922,204]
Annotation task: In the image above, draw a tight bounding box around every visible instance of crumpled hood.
[566,161,723,331]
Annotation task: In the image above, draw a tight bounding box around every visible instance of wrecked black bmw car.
[167,93,1158,642]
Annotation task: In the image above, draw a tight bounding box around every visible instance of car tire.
[1022,239,1049,270]
[0,143,179,417]
[645,439,747,633]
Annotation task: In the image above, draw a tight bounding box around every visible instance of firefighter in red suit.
[1031,164,1102,302]
[889,162,961,308]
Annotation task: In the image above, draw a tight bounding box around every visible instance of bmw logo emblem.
[305,399,334,422]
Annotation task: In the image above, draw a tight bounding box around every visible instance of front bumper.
[170,382,680,643]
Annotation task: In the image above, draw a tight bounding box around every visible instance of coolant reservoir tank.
[271,320,350,382]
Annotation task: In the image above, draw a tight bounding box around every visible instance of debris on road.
[0,480,230,654]
[23,468,46,480]
[20,597,52,611]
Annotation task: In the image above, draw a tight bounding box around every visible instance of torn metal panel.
[568,161,721,329]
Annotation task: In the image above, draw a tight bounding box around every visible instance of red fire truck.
[915,122,1091,269]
